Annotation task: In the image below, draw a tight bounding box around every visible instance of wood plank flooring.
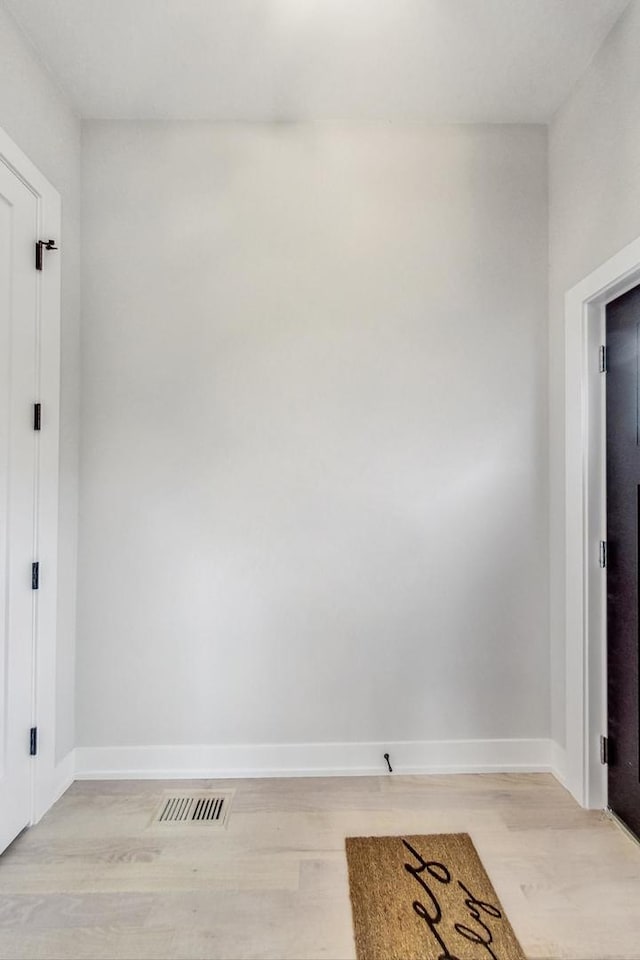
[0,773,638,959]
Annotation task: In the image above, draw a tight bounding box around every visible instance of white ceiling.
[3,0,630,122]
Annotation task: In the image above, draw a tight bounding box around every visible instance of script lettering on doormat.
[403,837,505,960]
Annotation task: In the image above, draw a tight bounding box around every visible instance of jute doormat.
[346,833,526,960]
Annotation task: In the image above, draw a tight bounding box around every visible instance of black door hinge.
[33,403,41,431]
[31,561,39,590]
[599,345,607,373]
[35,239,58,271]
[600,735,609,765]
[30,727,37,756]
[599,541,607,568]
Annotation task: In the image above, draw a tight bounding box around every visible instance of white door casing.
[0,125,61,847]
[0,160,38,853]
[565,233,640,809]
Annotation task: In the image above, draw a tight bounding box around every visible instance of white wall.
[549,0,640,749]
[2,0,636,781]
[78,121,549,762]
[0,5,80,762]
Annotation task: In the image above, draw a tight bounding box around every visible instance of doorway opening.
[603,283,640,839]
[565,234,640,814]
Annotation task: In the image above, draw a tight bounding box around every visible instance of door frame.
[0,125,61,825]
[565,233,640,809]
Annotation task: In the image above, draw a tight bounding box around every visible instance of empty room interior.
[2,1,640,958]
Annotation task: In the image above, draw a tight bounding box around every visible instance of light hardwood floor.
[0,773,638,959]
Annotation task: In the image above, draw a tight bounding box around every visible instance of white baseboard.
[74,738,554,780]
[550,740,568,790]
[33,748,76,822]
[51,749,76,801]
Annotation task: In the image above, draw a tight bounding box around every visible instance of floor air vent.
[149,790,233,829]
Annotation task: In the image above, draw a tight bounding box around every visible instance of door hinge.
[599,345,608,373]
[600,734,609,765]
[33,402,41,431]
[35,239,58,271]
[599,540,607,568]
[29,727,37,757]
[31,561,39,590]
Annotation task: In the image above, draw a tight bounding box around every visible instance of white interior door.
[0,161,38,854]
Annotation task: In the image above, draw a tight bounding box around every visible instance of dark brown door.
[606,283,640,839]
